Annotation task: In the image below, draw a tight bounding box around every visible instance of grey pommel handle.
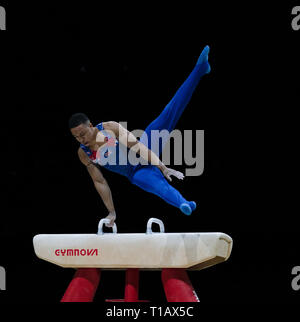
[146,218,165,234]
[97,219,117,235]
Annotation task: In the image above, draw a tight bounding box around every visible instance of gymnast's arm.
[102,121,184,182]
[77,148,116,224]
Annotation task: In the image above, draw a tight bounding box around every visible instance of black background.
[0,0,299,317]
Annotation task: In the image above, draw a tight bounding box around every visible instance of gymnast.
[69,45,211,227]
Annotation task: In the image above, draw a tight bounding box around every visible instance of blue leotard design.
[80,123,134,178]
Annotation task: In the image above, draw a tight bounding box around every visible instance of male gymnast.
[69,45,211,227]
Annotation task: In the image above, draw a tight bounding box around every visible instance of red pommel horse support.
[33,218,233,302]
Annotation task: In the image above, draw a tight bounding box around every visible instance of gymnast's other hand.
[105,211,116,227]
[162,167,185,182]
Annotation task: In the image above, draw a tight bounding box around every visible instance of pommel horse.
[33,218,233,302]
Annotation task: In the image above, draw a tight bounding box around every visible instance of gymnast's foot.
[189,201,197,211]
[180,203,193,216]
[196,45,211,74]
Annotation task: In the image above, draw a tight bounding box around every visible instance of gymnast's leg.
[131,166,196,215]
[131,46,210,215]
[140,45,210,156]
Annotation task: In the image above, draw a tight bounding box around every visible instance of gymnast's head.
[69,113,96,147]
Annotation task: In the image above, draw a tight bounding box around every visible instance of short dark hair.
[68,113,90,129]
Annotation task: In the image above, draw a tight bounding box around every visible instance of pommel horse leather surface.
[33,233,233,270]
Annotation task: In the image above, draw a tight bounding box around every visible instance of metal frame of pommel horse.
[33,218,233,302]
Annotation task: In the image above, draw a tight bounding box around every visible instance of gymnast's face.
[71,122,95,147]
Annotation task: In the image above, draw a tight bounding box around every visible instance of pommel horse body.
[33,218,233,302]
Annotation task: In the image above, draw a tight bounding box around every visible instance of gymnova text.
[55,249,99,256]
[97,122,204,177]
